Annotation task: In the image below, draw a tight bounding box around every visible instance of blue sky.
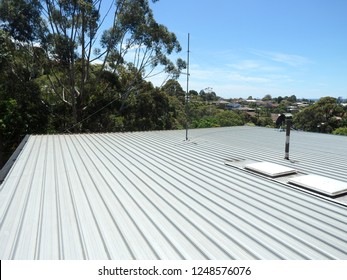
[147,0,347,99]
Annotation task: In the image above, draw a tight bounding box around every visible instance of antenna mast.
[185,33,190,141]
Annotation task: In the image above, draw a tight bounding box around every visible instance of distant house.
[245,99,257,103]
[296,102,310,108]
[226,102,242,110]
[287,105,299,112]
[214,99,230,109]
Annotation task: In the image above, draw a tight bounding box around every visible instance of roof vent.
[288,175,347,197]
[245,161,297,178]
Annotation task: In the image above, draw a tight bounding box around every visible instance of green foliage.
[167,95,186,129]
[262,94,272,101]
[0,0,185,131]
[189,90,198,96]
[0,30,49,167]
[0,0,43,42]
[332,127,347,136]
[287,95,297,103]
[199,89,218,102]
[215,110,245,126]
[192,117,219,128]
[161,79,185,103]
[191,109,246,128]
[293,97,344,133]
[258,116,274,127]
[134,90,171,130]
[272,101,289,114]
[0,99,21,137]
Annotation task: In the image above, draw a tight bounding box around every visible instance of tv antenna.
[185,33,190,140]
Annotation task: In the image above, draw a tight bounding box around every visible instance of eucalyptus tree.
[49,0,185,131]
[1,0,185,131]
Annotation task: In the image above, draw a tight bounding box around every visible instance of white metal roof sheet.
[1,127,347,259]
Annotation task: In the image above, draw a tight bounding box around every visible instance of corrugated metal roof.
[1,126,347,260]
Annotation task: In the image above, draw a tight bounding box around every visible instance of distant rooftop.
[1,126,347,259]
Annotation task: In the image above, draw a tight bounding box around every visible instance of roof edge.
[0,135,30,185]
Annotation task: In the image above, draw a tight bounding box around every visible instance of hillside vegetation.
[1,1,346,169]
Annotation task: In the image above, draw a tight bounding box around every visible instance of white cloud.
[145,48,317,98]
[250,49,311,67]
[228,59,283,72]
[228,60,261,70]
[227,73,269,83]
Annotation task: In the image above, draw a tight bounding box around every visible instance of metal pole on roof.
[185,33,190,141]
[285,121,290,160]
[284,113,292,160]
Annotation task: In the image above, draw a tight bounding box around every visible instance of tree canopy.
[0,0,187,167]
[1,1,347,170]
[0,0,185,131]
[293,97,345,133]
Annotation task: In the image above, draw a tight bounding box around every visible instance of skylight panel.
[288,175,347,197]
[245,161,297,177]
